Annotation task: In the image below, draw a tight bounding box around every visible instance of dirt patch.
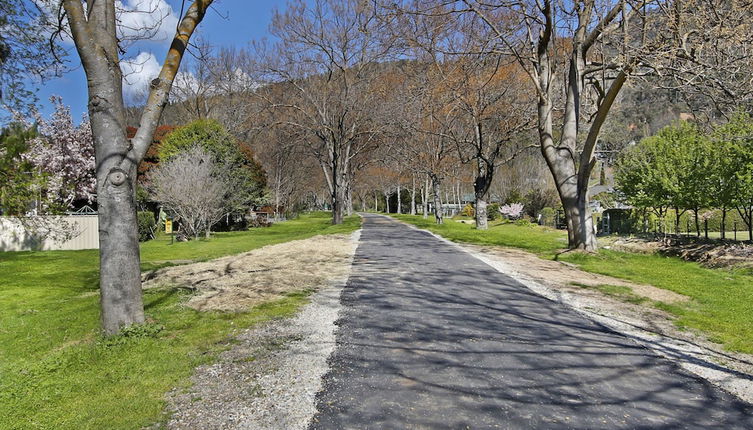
[467,244,689,304]
[142,234,357,312]
[161,231,360,430]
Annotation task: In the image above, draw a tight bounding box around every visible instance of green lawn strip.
[140,211,360,270]
[393,214,753,354]
[0,213,359,430]
[570,282,649,305]
[391,214,566,256]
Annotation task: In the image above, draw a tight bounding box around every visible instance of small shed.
[600,208,636,235]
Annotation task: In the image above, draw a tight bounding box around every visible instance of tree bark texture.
[397,186,401,214]
[430,174,443,224]
[423,177,429,218]
[473,160,493,231]
[475,198,488,230]
[63,0,213,334]
[410,175,416,215]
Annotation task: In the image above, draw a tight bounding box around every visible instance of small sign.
[165,219,173,234]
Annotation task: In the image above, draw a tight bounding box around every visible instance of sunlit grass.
[0,213,360,430]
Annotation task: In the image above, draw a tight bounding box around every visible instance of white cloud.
[120,51,161,101]
[34,0,179,46]
[116,0,180,44]
[170,71,201,100]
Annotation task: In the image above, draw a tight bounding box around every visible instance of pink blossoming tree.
[27,96,96,212]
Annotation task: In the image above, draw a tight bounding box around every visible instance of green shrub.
[461,203,475,217]
[137,211,157,242]
[539,207,556,226]
[514,218,534,227]
[487,203,500,221]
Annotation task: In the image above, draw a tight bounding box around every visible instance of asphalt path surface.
[310,214,753,429]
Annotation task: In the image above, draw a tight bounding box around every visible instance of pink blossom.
[25,96,96,211]
[500,202,524,219]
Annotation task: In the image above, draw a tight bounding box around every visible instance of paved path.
[310,214,753,429]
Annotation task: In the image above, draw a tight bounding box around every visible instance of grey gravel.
[163,230,360,430]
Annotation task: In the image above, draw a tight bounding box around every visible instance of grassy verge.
[393,214,753,354]
[0,212,359,430]
[392,214,566,256]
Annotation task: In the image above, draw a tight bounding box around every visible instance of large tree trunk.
[346,184,353,216]
[97,167,145,334]
[473,162,493,230]
[430,174,443,224]
[326,146,350,224]
[332,184,345,224]
[558,183,597,250]
[475,198,488,230]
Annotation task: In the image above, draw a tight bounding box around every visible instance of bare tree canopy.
[651,0,753,116]
[253,0,396,224]
[0,1,64,115]
[149,145,228,239]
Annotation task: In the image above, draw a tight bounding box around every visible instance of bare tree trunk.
[328,149,350,224]
[423,176,429,218]
[558,184,597,250]
[397,185,401,214]
[346,184,353,217]
[410,174,416,215]
[430,174,443,224]
[473,159,494,230]
[274,170,282,220]
[332,183,345,224]
[97,168,144,334]
[374,191,378,212]
[475,197,488,230]
[694,208,701,237]
[721,208,727,239]
[455,181,461,208]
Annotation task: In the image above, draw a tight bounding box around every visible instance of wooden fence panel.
[0,216,99,251]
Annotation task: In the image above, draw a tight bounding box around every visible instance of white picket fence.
[0,215,99,252]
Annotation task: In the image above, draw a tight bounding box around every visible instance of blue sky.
[30,0,290,120]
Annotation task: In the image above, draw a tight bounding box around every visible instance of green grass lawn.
[392,214,566,256]
[0,212,359,430]
[393,214,753,354]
